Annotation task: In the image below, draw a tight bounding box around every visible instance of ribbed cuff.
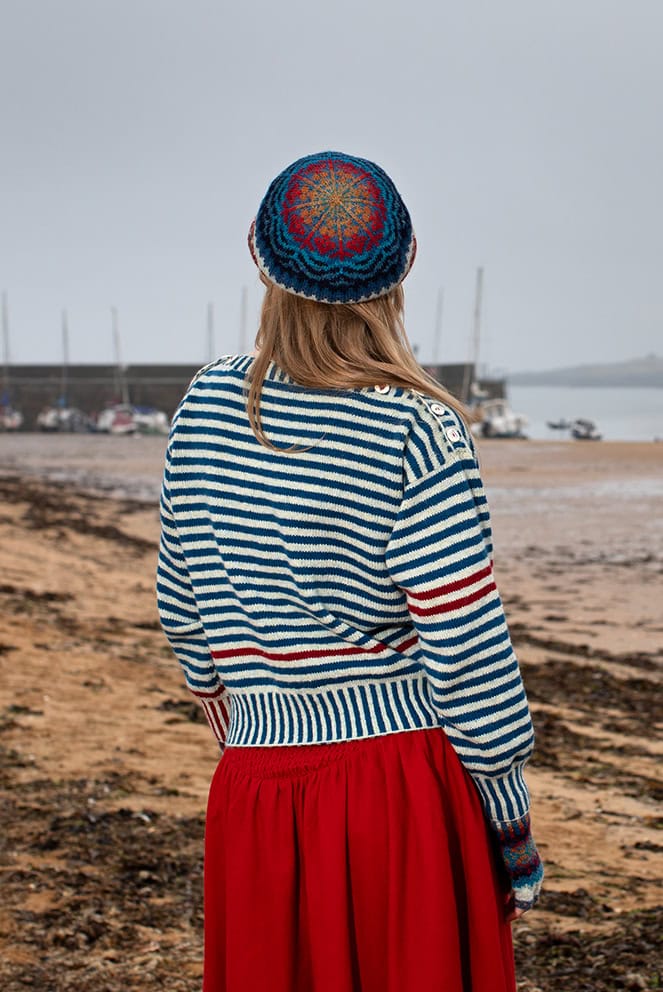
[471,760,531,824]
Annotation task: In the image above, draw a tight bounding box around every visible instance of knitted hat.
[248,150,416,304]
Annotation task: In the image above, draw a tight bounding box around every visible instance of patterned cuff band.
[493,812,544,910]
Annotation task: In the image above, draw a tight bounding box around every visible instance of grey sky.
[1,0,661,373]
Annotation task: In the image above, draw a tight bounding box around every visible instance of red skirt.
[203,726,516,992]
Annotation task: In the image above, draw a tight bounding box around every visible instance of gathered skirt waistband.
[220,727,423,777]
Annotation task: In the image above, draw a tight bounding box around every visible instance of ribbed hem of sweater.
[225,675,439,746]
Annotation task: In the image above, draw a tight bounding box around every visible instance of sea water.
[506,385,663,442]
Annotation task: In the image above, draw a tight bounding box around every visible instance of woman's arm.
[385,402,543,910]
[156,443,230,751]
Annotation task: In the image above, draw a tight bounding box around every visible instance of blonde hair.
[245,281,474,453]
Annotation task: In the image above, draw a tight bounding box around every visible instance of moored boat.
[93,403,170,435]
[36,405,91,432]
[471,398,528,439]
[571,418,602,440]
[0,404,23,431]
[132,406,170,435]
[94,404,138,435]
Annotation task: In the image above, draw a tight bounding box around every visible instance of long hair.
[245,280,474,453]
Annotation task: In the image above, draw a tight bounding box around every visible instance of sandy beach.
[0,435,661,991]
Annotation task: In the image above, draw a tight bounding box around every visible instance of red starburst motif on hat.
[282,159,386,260]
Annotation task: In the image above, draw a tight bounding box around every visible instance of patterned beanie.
[248,150,416,304]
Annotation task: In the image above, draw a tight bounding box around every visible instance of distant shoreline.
[505,355,663,389]
[507,377,663,388]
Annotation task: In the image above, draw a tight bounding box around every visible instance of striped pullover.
[156,353,542,906]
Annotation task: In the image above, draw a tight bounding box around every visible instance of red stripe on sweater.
[407,563,493,601]
[204,702,223,739]
[395,633,419,653]
[212,641,391,662]
[190,685,226,700]
[202,699,225,740]
[211,633,419,664]
[408,581,497,616]
[218,696,230,726]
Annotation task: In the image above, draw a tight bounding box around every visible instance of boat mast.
[239,286,248,354]
[472,266,483,376]
[461,266,483,404]
[207,302,215,364]
[2,291,10,405]
[60,308,70,406]
[111,306,129,405]
[432,288,444,364]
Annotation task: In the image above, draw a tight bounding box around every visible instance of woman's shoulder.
[185,354,245,390]
[399,387,477,461]
[168,356,248,436]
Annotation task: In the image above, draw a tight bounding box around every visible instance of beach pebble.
[623,975,647,990]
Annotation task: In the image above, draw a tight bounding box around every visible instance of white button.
[374,384,390,393]
[446,427,462,443]
[430,403,445,414]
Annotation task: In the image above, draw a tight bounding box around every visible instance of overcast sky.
[1,0,661,374]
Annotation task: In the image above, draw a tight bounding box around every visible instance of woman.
[156,150,543,992]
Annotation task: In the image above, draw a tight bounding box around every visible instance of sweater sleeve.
[156,442,230,751]
[384,402,535,829]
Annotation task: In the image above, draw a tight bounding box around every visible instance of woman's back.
[158,351,533,821]
[156,151,543,992]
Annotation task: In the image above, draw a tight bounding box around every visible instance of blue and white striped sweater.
[156,353,536,830]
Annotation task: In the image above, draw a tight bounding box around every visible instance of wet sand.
[0,436,661,991]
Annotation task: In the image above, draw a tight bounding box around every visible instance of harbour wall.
[4,363,505,429]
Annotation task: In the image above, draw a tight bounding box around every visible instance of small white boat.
[95,404,138,435]
[131,406,170,435]
[471,398,528,439]
[571,418,602,441]
[36,405,91,432]
[94,403,170,435]
[0,404,22,431]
